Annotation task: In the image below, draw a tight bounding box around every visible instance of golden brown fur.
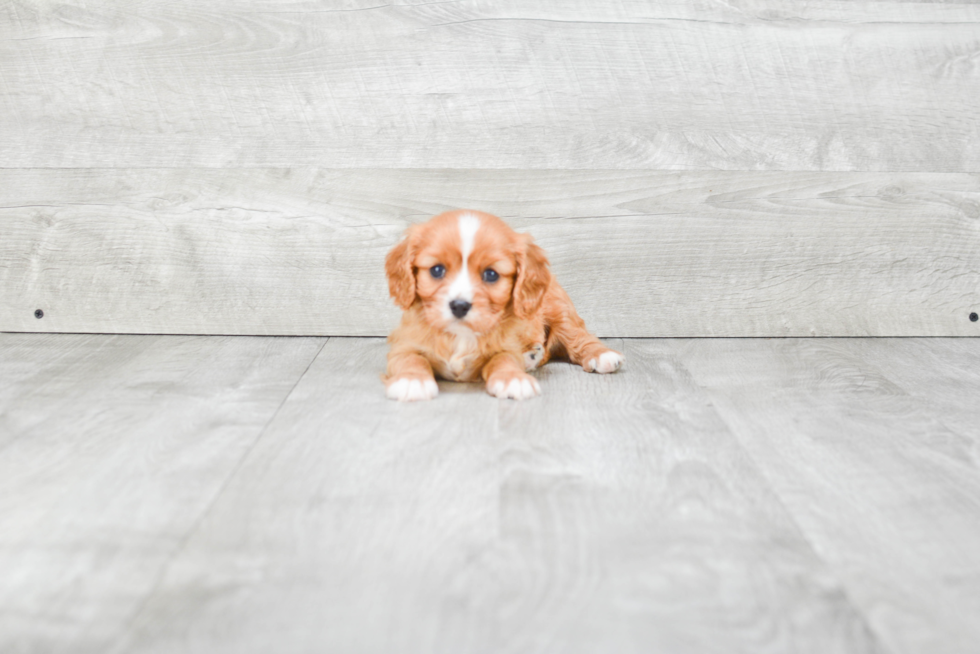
[384,210,623,401]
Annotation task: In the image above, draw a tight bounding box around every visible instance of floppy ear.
[513,233,552,319]
[385,226,418,310]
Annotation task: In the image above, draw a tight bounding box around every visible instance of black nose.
[449,299,471,319]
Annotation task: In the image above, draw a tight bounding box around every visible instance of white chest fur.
[444,324,480,381]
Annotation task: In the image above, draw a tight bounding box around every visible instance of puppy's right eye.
[429,264,446,279]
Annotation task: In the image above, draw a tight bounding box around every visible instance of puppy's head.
[385,210,551,333]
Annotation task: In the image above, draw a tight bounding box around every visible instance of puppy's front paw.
[585,350,625,374]
[523,343,545,371]
[487,371,541,400]
[386,377,439,402]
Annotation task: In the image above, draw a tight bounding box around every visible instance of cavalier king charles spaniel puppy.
[384,209,624,401]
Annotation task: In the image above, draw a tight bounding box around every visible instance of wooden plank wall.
[1,1,978,336]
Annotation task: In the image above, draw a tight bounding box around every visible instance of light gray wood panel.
[0,333,324,654]
[2,1,979,170]
[680,338,980,654]
[5,334,979,652]
[856,339,980,440]
[483,340,878,654]
[110,338,880,654]
[2,168,978,337]
[109,338,504,654]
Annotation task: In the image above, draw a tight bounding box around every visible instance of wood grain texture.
[2,168,978,337]
[680,338,980,654]
[0,333,325,654]
[1,1,979,170]
[4,334,979,652]
[484,339,879,654]
[108,337,880,654]
[109,338,504,654]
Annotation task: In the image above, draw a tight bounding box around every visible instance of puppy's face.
[386,210,550,334]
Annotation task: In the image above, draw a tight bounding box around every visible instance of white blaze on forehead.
[458,212,480,260]
[447,213,481,302]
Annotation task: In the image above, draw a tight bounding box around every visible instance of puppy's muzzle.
[449,299,471,319]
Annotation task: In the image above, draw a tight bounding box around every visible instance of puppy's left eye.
[482,269,499,283]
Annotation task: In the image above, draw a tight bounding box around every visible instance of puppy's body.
[385,210,623,401]
[388,305,539,383]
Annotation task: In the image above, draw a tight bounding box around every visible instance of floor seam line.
[105,336,329,651]
[697,387,897,654]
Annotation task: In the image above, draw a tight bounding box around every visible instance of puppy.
[384,210,624,401]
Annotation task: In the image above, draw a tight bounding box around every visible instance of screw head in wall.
[971,312,979,322]
[34,309,44,319]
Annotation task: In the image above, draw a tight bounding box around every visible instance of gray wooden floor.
[2,334,979,653]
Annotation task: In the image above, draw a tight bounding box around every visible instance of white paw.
[386,377,439,402]
[588,351,624,374]
[523,343,545,371]
[488,375,541,400]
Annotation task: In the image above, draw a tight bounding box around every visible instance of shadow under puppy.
[384,209,624,401]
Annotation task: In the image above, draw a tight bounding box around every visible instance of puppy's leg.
[523,342,546,371]
[483,352,541,400]
[547,288,624,374]
[385,351,439,401]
